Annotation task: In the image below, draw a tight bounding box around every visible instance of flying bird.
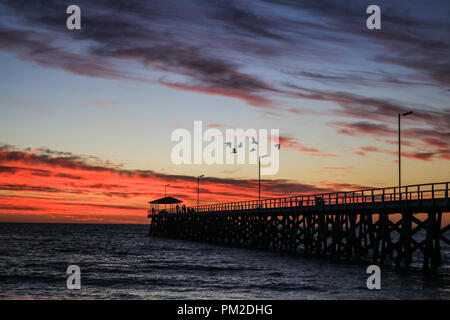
[225,142,232,148]
[251,137,258,145]
[238,142,243,148]
[275,144,281,150]
[249,147,256,152]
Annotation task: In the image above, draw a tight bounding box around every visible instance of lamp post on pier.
[398,111,413,200]
[258,155,268,206]
[197,175,204,211]
[164,184,170,197]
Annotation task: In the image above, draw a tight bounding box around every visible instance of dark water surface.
[0,223,449,299]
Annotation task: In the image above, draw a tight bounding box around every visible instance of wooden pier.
[148,182,450,272]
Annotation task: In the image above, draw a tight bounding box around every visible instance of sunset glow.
[0,0,448,223]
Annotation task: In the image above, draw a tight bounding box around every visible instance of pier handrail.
[150,181,449,215]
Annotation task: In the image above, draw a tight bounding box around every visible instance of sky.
[0,0,449,224]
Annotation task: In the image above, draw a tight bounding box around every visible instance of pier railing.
[150,182,449,215]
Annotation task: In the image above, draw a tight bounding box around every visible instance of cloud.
[267,0,450,86]
[209,1,287,41]
[278,136,318,153]
[267,135,338,157]
[287,84,449,128]
[0,0,448,187]
[283,83,448,159]
[329,121,449,160]
[0,144,368,223]
[158,79,275,108]
[0,1,280,109]
[329,121,394,137]
[295,70,417,87]
[320,182,371,191]
[1,0,448,113]
[0,26,148,83]
[355,145,440,161]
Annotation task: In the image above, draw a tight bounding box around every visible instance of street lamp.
[164,184,170,197]
[258,155,268,206]
[398,111,413,199]
[197,175,204,210]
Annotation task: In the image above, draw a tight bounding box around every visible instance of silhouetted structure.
[148,182,450,273]
[148,196,183,216]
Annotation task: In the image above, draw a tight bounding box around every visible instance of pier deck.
[148,182,450,272]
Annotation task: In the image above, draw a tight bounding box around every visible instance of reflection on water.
[0,223,449,299]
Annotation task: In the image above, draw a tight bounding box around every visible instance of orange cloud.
[1,145,357,224]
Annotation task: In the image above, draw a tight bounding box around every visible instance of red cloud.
[276,136,338,157]
[0,145,360,224]
[355,145,438,161]
[158,80,274,108]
